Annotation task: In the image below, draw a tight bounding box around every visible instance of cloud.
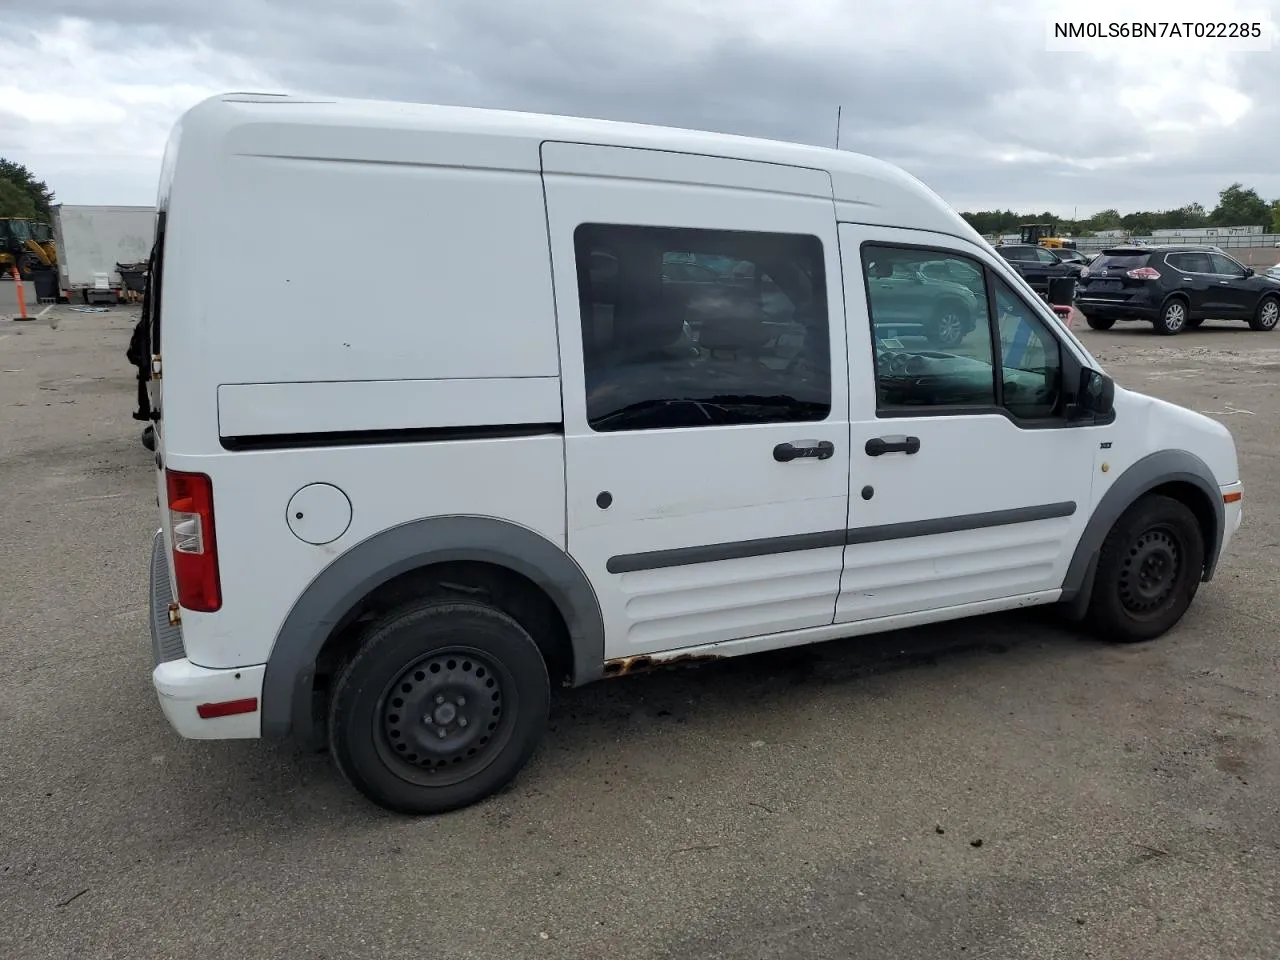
[3,0,1278,214]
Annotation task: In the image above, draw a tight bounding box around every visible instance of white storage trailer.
[52,204,156,302]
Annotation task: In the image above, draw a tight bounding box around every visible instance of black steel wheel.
[374,648,516,787]
[1116,527,1181,616]
[328,599,550,815]
[1086,494,1204,643]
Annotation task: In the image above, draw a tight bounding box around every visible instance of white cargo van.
[144,94,1243,814]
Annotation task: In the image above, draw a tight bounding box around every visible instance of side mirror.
[1072,368,1114,419]
[1244,266,1255,277]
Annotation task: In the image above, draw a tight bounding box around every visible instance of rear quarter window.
[1166,252,1213,273]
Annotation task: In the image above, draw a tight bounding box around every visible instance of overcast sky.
[2,0,1278,217]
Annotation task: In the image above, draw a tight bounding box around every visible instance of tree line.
[962,183,1280,237]
[0,158,56,220]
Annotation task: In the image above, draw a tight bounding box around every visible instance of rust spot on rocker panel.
[602,652,724,678]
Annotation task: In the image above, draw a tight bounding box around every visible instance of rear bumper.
[1076,298,1159,320]
[149,529,263,739]
[153,659,264,740]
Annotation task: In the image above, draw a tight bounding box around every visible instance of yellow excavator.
[1019,223,1077,250]
[28,220,57,265]
[0,217,57,277]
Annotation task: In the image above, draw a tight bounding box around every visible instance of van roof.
[172,93,986,243]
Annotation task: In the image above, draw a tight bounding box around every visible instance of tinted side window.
[575,224,830,432]
[1209,253,1246,277]
[1033,247,1059,264]
[1167,252,1212,273]
[992,278,1063,419]
[862,246,995,408]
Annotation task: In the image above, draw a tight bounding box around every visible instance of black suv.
[1075,245,1280,335]
[995,244,1086,294]
[1052,248,1093,267]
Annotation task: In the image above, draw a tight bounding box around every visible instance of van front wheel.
[1085,494,1204,643]
[328,599,550,815]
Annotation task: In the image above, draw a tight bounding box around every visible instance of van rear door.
[142,210,177,588]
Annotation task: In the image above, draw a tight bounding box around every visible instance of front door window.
[861,245,1064,422]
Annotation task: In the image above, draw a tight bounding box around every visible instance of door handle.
[773,440,835,463]
[865,435,921,457]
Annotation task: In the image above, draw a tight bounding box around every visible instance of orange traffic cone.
[9,266,30,321]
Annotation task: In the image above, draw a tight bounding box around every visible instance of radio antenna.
[834,105,842,149]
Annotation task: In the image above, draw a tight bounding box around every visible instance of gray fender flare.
[1059,450,1224,619]
[260,515,605,740]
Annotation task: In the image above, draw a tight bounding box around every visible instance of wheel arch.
[1059,450,1224,620]
[260,515,605,742]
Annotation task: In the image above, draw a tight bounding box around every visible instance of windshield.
[9,220,31,240]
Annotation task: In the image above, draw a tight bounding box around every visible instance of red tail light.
[165,469,222,612]
[196,698,258,719]
[1127,266,1161,280]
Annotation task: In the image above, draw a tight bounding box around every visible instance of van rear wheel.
[1085,494,1204,643]
[328,599,550,815]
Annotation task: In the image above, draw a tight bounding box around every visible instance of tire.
[1085,494,1204,643]
[1084,313,1115,331]
[328,599,551,815]
[1185,317,1204,329]
[1153,297,1188,336]
[930,300,969,348]
[1250,294,1279,332]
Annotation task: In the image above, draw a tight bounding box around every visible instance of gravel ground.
[1,306,1277,960]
